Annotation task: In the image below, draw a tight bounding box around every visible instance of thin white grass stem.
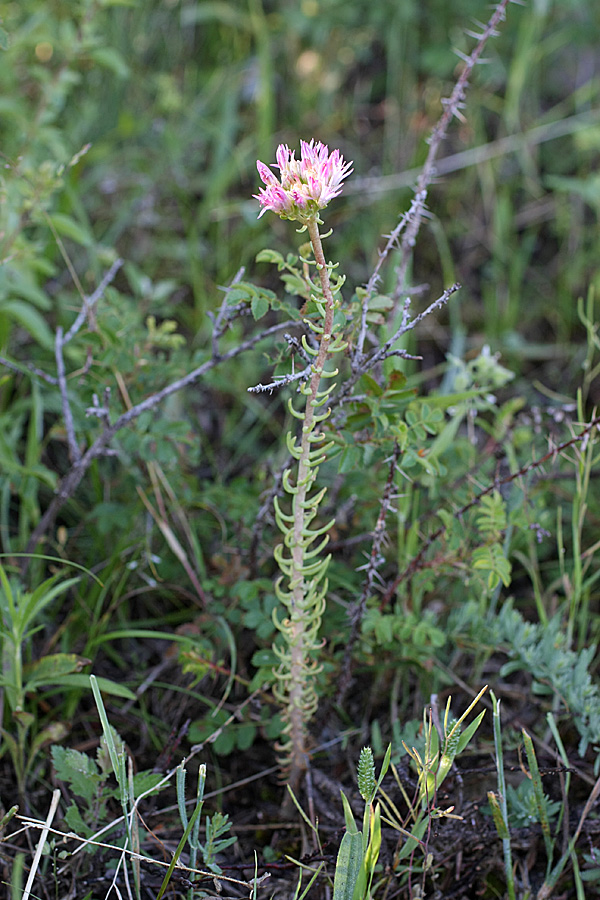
[18,817,256,887]
[22,789,60,900]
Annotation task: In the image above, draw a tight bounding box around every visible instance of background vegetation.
[1,0,600,897]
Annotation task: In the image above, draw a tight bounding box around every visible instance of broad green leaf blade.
[23,653,90,692]
[333,831,364,900]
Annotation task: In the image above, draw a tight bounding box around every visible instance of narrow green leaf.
[89,46,130,78]
[375,744,392,792]
[488,791,509,839]
[340,790,358,834]
[48,213,93,247]
[1,301,54,350]
[522,729,554,868]
[156,799,204,900]
[456,710,486,754]
[43,673,136,700]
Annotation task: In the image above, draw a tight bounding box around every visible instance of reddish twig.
[381,414,600,606]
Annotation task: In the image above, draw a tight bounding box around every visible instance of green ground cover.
[1,0,600,897]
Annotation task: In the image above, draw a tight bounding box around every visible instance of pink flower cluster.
[254,139,353,222]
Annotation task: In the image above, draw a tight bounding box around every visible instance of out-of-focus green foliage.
[0,12,599,900]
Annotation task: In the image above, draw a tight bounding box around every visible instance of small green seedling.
[334,744,391,900]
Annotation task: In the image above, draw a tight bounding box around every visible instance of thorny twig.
[249,333,314,394]
[85,386,112,424]
[355,200,426,365]
[333,282,461,411]
[63,257,123,344]
[268,0,508,561]
[347,109,600,201]
[336,441,402,707]
[19,305,297,573]
[54,259,123,464]
[0,356,58,386]
[233,4,512,556]
[248,365,313,395]
[14,1,515,582]
[0,259,123,392]
[55,326,80,463]
[393,0,514,304]
[249,464,285,574]
[0,255,294,574]
[355,0,513,359]
[374,283,460,362]
[245,282,457,570]
[381,414,600,606]
[208,266,246,357]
